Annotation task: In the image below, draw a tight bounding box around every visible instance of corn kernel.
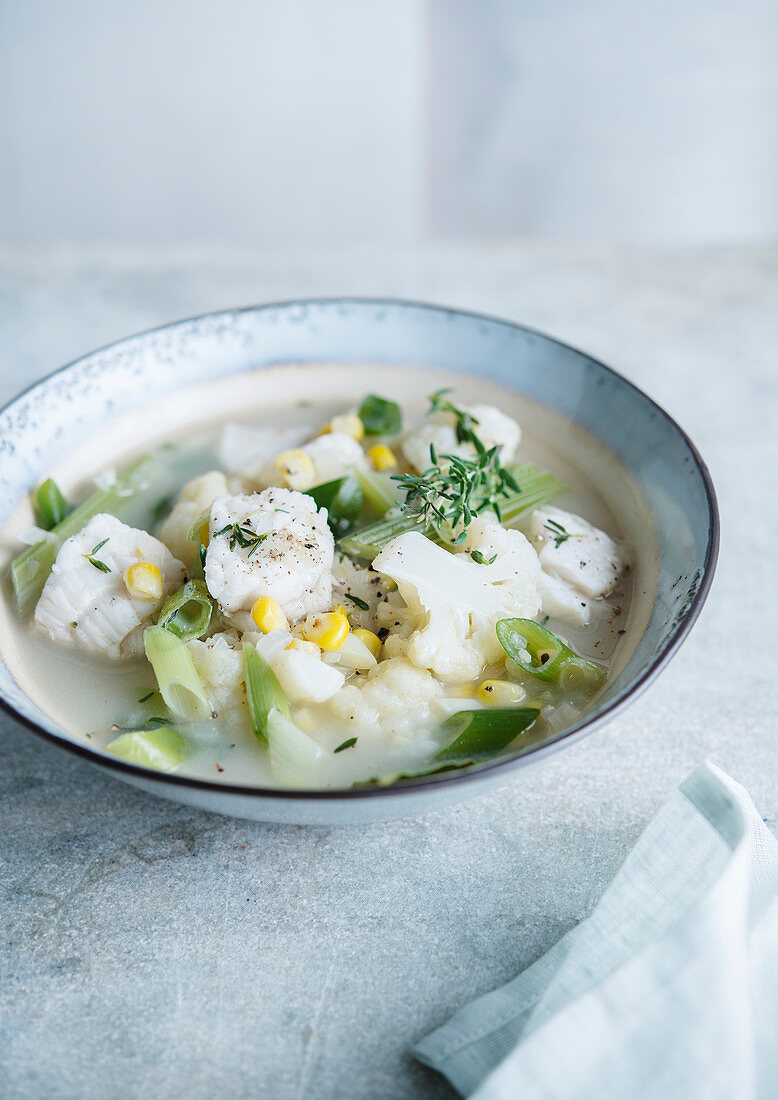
[286,637,321,658]
[329,413,365,441]
[353,628,382,658]
[275,449,316,491]
[124,561,164,601]
[368,444,398,471]
[477,679,527,708]
[251,596,289,634]
[302,609,350,651]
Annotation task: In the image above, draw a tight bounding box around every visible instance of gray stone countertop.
[0,244,776,1099]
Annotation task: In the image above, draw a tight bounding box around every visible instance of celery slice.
[267,707,325,788]
[10,454,156,616]
[353,466,398,516]
[243,643,290,744]
[106,727,189,772]
[157,580,213,641]
[339,463,565,560]
[144,625,211,721]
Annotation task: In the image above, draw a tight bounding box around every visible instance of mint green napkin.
[415,763,778,1099]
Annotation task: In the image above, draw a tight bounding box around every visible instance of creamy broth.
[0,365,657,788]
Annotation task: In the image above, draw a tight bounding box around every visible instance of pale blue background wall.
[0,0,775,244]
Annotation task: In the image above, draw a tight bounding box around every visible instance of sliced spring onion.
[106,727,189,772]
[10,454,156,616]
[157,580,213,641]
[434,707,540,767]
[558,655,606,692]
[358,394,402,437]
[243,642,290,744]
[354,466,398,516]
[267,707,325,788]
[35,478,71,530]
[496,618,605,689]
[496,618,572,682]
[307,475,363,533]
[186,509,211,543]
[339,463,565,560]
[144,625,211,720]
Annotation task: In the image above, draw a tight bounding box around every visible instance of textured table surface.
[0,244,776,1099]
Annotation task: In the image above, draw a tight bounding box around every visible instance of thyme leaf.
[334,737,358,753]
[83,537,111,573]
[213,520,269,556]
[344,593,369,610]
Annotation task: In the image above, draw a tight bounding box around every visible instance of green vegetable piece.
[354,466,398,517]
[334,736,358,753]
[10,454,156,616]
[267,707,325,787]
[144,625,211,721]
[339,463,565,560]
[496,618,573,682]
[496,618,605,689]
[157,580,213,641]
[307,475,363,533]
[35,478,71,530]
[243,643,290,744]
[558,655,606,691]
[434,707,540,767]
[358,394,403,437]
[106,727,188,773]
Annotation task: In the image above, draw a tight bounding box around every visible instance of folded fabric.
[415,763,778,1100]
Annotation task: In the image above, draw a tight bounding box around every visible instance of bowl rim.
[0,296,720,801]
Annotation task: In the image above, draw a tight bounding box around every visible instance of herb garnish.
[428,389,483,448]
[213,520,269,557]
[83,538,111,573]
[469,550,498,566]
[138,691,155,704]
[391,392,521,544]
[544,519,571,548]
[344,593,369,610]
[334,737,358,753]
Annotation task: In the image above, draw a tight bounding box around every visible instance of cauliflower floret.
[187,631,251,733]
[402,404,520,474]
[219,423,308,479]
[529,506,631,599]
[325,656,443,736]
[332,555,388,631]
[301,432,365,482]
[34,514,186,659]
[159,471,230,566]
[372,517,542,682]
[204,488,334,622]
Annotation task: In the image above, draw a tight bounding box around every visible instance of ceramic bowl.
[0,300,718,824]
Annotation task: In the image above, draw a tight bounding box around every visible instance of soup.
[0,365,655,789]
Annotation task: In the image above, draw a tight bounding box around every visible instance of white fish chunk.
[204,487,334,622]
[529,506,630,599]
[34,514,186,659]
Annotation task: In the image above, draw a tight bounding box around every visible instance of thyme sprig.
[543,519,578,549]
[393,447,520,544]
[83,537,111,573]
[213,519,269,557]
[428,388,484,451]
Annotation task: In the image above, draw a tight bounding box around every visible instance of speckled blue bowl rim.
[0,297,720,801]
